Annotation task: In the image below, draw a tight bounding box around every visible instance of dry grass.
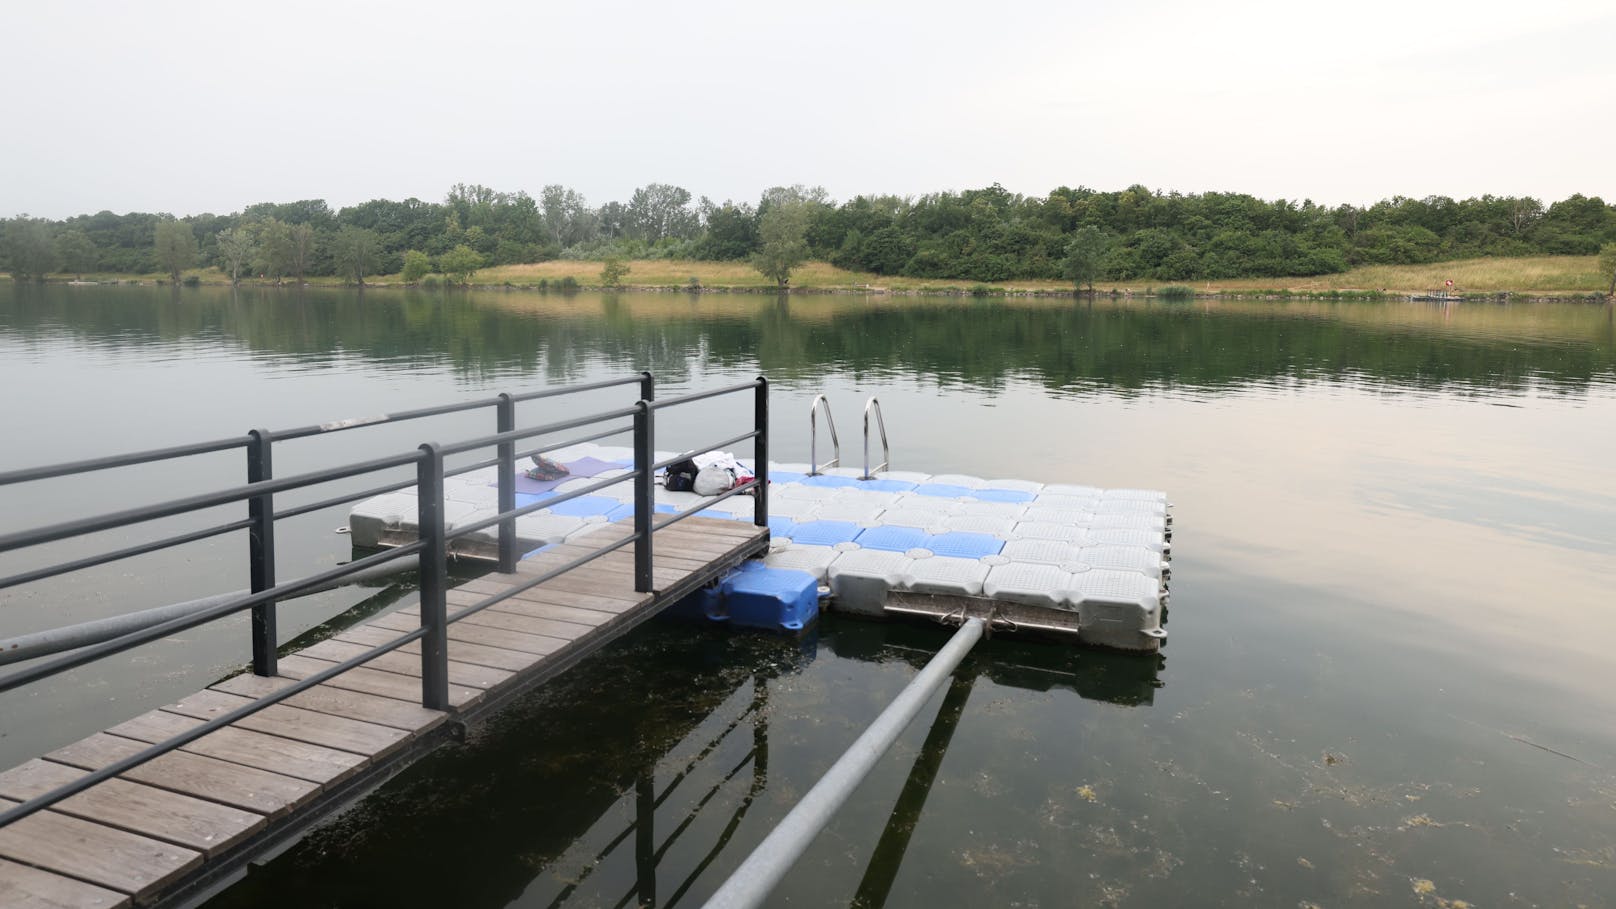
[471,255,1607,295]
[13,254,1604,295]
[1203,256,1606,294]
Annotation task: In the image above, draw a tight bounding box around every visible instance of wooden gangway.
[0,374,773,908]
[0,517,767,908]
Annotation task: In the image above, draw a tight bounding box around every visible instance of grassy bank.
[476,255,1610,296]
[6,254,1609,297]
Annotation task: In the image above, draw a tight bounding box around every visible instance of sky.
[3,0,1613,219]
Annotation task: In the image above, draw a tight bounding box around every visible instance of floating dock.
[0,374,1173,908]
[350,443,1171,653]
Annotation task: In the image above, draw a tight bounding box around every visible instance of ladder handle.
[862,397,889,480]
[808,395,839,476]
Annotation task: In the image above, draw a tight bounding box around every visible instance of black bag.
[663,458,700,492]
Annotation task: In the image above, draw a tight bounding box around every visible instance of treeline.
[3,182,1615,284]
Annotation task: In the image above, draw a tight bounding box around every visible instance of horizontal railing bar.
[437,406,642,459]
[282,420,629,520]
[444,470,640,542]
[275,475,417,522]
[269,397,503,442]
[652,477,761,532]
[0,517,254,594]
[446,530,643,626]
[0,435,250,488]
[505,374,646,404]
[0,557,418,668]
[651,430,761,472]
[0,449,424,557]
[518,423,635,460]
[0,542,426,694]
[0,377,643,489]
[645,380,762,412]
[0,623,429,829]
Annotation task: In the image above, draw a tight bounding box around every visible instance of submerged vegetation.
[3,183,1614,292]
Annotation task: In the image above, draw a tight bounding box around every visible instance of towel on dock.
[498,456,628,494]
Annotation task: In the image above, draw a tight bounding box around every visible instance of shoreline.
[7,255,1612,304]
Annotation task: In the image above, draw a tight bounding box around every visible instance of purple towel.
[498,456,628,494]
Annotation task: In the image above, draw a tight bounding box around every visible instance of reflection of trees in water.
[5,284,1614,397]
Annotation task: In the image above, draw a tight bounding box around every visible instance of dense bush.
[4,183,1614,285]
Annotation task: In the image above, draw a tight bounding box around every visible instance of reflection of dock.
[826,617,1164,707]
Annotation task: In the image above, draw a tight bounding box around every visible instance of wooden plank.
[107,711,365,788]
[366,612,568,657]
[442,608,596,643]
[296,640,513,691]
[209,673,445,734]
[661,518,766,541]
[453,580,633,617]
[164,691,409,759]
[275,654,484,709]
[538,544,716,571]
[516,568,675,599]
[509,564,653,600]
[0,856,128,909]
[47,733,317,818]
[0,796,201,901]
[336,624,543,673]
[0,760,265,857]
[399,603,594,639]
[472,596,616,628]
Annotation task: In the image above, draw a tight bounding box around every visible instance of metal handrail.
[0,372,771,831]
[861,397,889,480]
[808,395,839,476]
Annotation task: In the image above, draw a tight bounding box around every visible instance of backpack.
[663,458,700,492]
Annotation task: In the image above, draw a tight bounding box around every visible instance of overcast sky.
[4,0,1612,219]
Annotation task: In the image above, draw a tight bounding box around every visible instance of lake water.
[2,283,1614,907]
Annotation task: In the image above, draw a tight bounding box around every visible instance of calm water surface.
[2,284,1614,907]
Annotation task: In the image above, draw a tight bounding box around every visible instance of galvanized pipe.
[702,617,984,909]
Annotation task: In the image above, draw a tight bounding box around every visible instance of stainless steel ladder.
[808,394,890,479]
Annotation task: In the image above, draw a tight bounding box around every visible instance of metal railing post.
[416,443,450,710]
[633,401,654,593]
[247,429,277,676]
[496,393,517,573]
[754,376,769,528]
[639,370,655,406]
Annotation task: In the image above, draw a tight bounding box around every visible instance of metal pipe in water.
[702,617,985,909]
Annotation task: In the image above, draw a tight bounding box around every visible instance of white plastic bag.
[693,466,736,496]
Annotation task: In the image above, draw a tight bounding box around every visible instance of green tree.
[252,218,292,283]
[287,223,315,283]
[1063,226,1109,292]
[438,244,484,284]
[2,216,58,281]
[401,249,433,283]
[53,228,97,278]
[331,226,382,285]
[750,200,812,287]
[216,227,256,284]
[1600,243,1616,297]
[599,255,630,287]
[153,219,196,283]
